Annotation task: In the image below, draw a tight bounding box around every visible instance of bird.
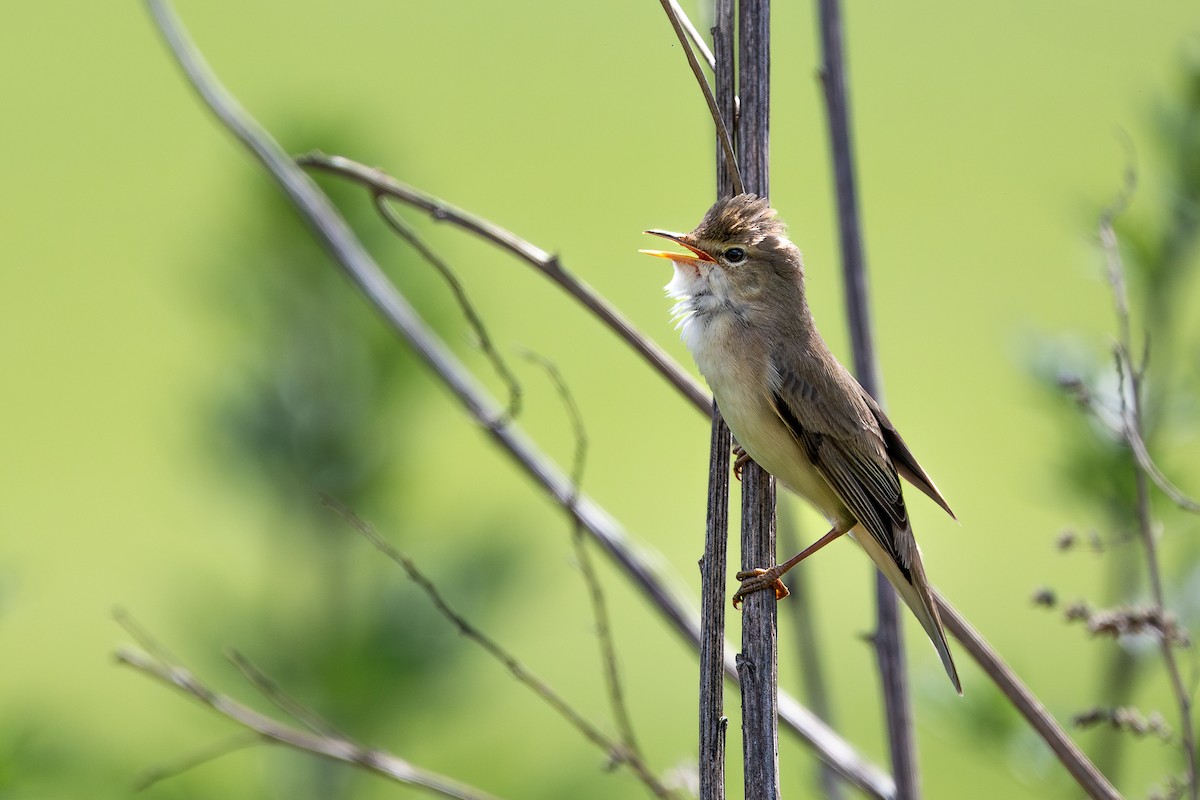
[641,193,961,693]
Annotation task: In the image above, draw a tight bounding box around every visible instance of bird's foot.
[732,567,790,609]
[732,445,753,481]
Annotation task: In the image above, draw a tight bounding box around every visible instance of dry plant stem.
[657,0,743,194]
[135,733,265,791]
[142,4,894,795]
[700,403,732,800]
[815,1,917,796]
[779,506,847,800]
[385,192,648,772]
[386,188,645,766]
[666,0,716,70]
[698,3,737,799]
[1126,427,1200,514]
[324,500,675,799]
[1101,193,1198,799]
[373,196,522,419]
[934,593,1121,800]
[1098,179,1200,516]
[736,3,781,799]
[1129,418,1197,800]
[525,351,647,769]
[299,153,711,417]
[226,649,343,738]
[115,648,504,800]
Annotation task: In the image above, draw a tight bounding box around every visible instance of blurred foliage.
[1031,52,1200,796]
[207,125,425,521]
[190,123,525,798]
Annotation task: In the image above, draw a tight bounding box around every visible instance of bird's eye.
[724,247,747,264]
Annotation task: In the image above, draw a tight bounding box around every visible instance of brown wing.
[770,360,917,575]
[771,356,962,693]
[858,390,956,519]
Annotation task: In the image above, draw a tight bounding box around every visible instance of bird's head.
[640,194,804,311]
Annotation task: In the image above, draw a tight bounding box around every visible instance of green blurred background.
[2,2,1199,798]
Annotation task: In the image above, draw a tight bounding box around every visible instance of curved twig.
[297,153,711,416]
[1101,176,1198,798]
[657,0,743,195]
[117,647,504,800]
[322,498,675,799]
[372,196,522,421]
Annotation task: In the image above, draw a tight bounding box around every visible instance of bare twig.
[1096,170,1200,516]
[779,505,847,800]
[1108,302,1195,800]
[226,649,344,738]
[116,646,504,800]
[815,0,917,795]
[664,0,716,70]
[380,193,648,769]
[134,732,267,791]
[115,608,498,798]
[379,198,645,760]
[298,153,711,416]
[321,498,675,798]
[1124,426,1200,514]
[1099,168,1198,797]
[521,350,646,768]
[373,196,522,420]
[143,2,896,794]
[657,0,743,195]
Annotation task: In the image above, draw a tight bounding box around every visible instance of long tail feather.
[851,526,962,694]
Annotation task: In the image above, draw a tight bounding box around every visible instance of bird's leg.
[731,443,752,481]
[732,520,853,608]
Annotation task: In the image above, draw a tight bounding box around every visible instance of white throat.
[664,260,736,371]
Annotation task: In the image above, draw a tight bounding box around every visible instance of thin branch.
[815,0,917,795]
[143,3,897,795]
[134,732,266,791]
[665,0,716,70]
[373,196,522,421]
[226,648,344,739]
[520,349,646,767]
[1100,169,1198,797]
[116,646,503,800]
[1107,275,1198,800]
[779,505,847,800]
[298,153,712,416]
[322,498,675,798]
[936,592,1122,800]
[379,198,649,768]
[1124,425,1200,514]
[657,0,743,195]
[381,199,648,760]
[1097,171,1200,516]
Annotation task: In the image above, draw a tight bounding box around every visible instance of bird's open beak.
[639,230,716,263]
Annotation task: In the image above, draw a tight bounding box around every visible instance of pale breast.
[683,312,847,523]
